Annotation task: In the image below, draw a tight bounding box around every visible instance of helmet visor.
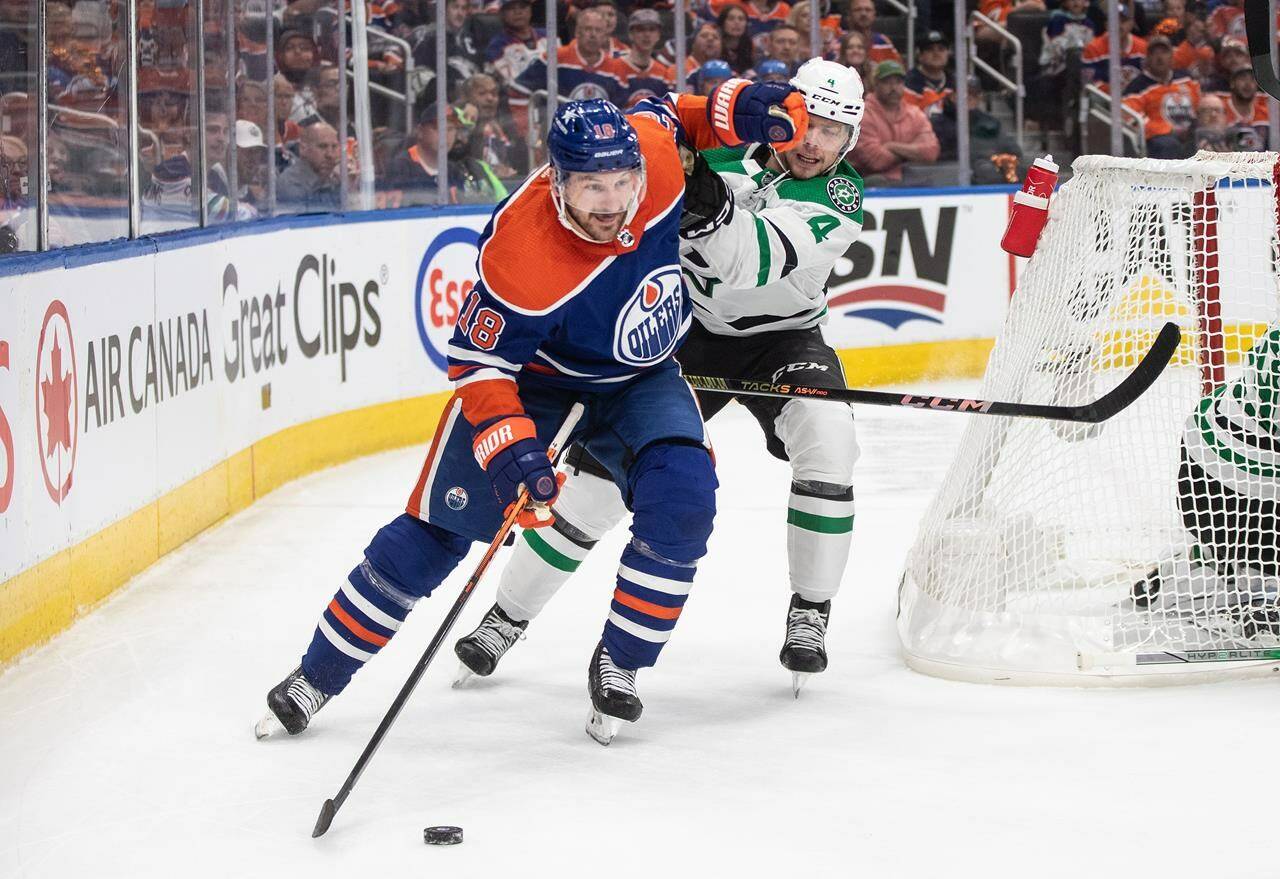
[556,165,645,216]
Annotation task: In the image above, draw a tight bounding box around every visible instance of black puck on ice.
[424,825,464,846]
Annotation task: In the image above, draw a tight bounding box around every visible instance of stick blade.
[1082,321,1181,423]
[312,799,338,838]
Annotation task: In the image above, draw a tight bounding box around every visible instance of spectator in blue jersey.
[757,58,792,82]
[617,9,677,108]
[486,0,547,86]
[1038,0,1099,80]
[903,30,954,120]
[693,59,733,96]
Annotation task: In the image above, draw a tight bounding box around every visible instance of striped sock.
[301,559,417,695]
[603,543,696,670]
[497,520,597,621]
[786,481,855,602]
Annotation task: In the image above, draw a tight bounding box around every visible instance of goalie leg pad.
[301,514,470,695]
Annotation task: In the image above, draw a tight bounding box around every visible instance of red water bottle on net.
[1001,155,1059,258]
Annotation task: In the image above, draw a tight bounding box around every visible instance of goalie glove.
[679,149,734,240]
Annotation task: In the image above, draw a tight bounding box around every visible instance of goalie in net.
[898,150,1280,684]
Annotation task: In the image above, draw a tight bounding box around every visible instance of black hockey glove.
[679,151,734,241]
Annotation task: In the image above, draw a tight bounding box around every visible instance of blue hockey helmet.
[547,99,642,174]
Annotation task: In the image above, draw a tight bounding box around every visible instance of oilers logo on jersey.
[613,265,684,366]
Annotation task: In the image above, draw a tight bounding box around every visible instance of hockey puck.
[423,825,464,846]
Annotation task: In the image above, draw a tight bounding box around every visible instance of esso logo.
[415,227,481,371]
[613,265,684,367]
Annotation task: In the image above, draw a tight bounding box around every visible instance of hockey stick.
[1244,0,1280,102]
[684,321,1181,424]
[312,402,586,838]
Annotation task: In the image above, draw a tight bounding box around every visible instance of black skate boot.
[780,594,831,697]
[586,640,642,746]
[453,603,528,686]
[1131,566,1162,609]
[254,666,331,739]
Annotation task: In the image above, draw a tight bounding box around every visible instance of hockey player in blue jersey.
[256,83,809,745]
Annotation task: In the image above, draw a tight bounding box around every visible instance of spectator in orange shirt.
[1221,67,1270,150]
[1122,34,1200,158]
[850,59,940,184]
[1207,0,1245,41]
[1203,37,1249,94]
[1169,8,1213,82]
[843,0,902,67]
[903,30,954,121]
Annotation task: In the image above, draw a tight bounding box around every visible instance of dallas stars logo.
[826,177,861,214]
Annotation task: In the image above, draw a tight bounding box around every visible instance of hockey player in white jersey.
[455,59,867,707]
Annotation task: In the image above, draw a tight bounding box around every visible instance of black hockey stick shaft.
[1244,0,1280,102]
[312,402,586,838]
[685,322,1181,424]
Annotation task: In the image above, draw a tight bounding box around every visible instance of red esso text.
[429,268,473,330]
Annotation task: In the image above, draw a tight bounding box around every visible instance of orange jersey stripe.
[328,598,391,647]
[613,588,683,620]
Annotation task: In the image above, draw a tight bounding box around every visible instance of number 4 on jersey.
[807,214,840,243]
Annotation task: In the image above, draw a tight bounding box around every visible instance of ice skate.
[586,641,642,746]
[453,603,528,686]
[780,594,830,698]
[255,666,330,739]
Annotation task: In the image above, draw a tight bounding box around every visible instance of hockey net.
[898,151,1280,684]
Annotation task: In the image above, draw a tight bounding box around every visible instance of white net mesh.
[898,152,1280,684]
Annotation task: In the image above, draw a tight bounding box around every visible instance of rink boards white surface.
[1,388,1277,878]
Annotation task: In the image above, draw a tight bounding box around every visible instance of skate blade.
[586,707,626,746]
[791,671,811,699]
[452,663,475,689]
[254,712,284,740]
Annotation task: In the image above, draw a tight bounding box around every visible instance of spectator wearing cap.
[1220,67,1269,149]
[1123,33,1200,158]
[717,5,757,75]
[509,7,626,137]
[485,0,547,86]
[693,59,733,96]
[460,73,526,182]
[411,0,483,103]
[1080,3,1146,92]
[618,10,675,108]
[275,29,319,89]
[850,59,939,184]
[386,104,506,205]
[1202,37,1250,94]
[277,120,350,211]
[843,0,902,67]
[232,120,271,213]
[904,30,954,120]
[583,0,630,58]
[757,59,792,82]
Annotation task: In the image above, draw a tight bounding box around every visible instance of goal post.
[897,151,1280,685]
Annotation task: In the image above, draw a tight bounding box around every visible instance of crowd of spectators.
[0,0,1276,250]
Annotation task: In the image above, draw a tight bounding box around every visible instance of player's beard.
[566,205,627,243]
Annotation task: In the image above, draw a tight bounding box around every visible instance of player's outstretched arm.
[630,82,809,152]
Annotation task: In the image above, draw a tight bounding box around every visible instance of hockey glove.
[473,416,564,528]
[679,150,734,240]
[706,79,808,150]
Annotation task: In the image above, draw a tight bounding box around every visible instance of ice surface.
[1,385,1276,878]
